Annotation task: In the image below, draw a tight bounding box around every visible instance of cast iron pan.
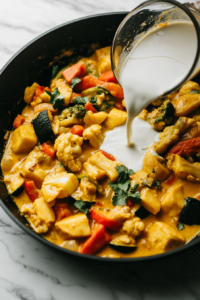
[1,12,200,263]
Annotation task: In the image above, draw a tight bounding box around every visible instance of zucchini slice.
[109,243,137,254]
[135,206,150,219]
[12,185,24,197]
[179,197,200,225]
[32,110,55,144]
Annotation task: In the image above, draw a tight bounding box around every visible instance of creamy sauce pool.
[101,22,197,170]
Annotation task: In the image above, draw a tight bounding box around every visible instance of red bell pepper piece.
[25,181,39,202]
[72,92,81,100]
[13,114,25,129]
[62,63,86,84]
[115,98,124,111]
[71,125,84,137]
[168,137,200,157]
[99,70,118,83]
[42,143,56,159]
[54,200,72,221]
[127,199,134,207]
[100,150,116,161]
[90,209,122,231]
[85,102,97,113]
[75,75,124,98]
[165,174,175,185]
[34,86,45,97]
[79,224,112,255]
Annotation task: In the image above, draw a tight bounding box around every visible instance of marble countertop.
[1,1,200,299]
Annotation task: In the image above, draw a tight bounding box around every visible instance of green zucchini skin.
[179,197,200,225]
[32,110,55,144]
[135,206,150,219]
[109,243,137,254]
[12,185,24,197]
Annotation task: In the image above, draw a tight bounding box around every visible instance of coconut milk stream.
[101,22,197,171]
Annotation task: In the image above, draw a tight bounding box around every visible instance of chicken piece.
[72,177,97,202]
[95,46,111,74]
[167,154,200,182]
[154,125,180,155]
[161,184,184,217]
[108,206,131,223]
[55,213,91,239]
[175,117,195,134]
[83,124,104,148]
[83,162,107,181]
[140,187,161,215]
[173,94,200,117]
[143,152,169,181]
[83,111,108,126]
[50,78,72,106]
[147,222,185,250]
[122,216,144,238]
[179,81,200,96]
[103,108,127,130]
[24,82,39,104]
[89,151,119,181]
[54,133,83,172]
[41,172,79,204]
[21,198,55,233]
[21,147,47,188]
[11,125,37,154]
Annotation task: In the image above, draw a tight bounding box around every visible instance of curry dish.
[2,46,200,258]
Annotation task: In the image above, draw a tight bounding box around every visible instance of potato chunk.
[147,222,185,250]
[96,46,111,74]
[103,108,127,130]
[55,213,91,239]
[24,82,39,103]
[179,81,200,96]
[143,152,169,181]
[11,125,37,154]
[161,184,184,217]
[84,111,108,126]
[83,162,106,181]
[89,151,119,181]
[174,94,200,117]
[141,187,161,215]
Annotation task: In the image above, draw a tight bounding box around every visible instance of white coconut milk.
[101,22,197,171]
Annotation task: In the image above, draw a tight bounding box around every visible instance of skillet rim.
[0,11,200,263]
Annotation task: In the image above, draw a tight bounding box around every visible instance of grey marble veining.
[1,0,200,299]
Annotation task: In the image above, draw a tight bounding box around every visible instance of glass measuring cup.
[111,0,200,98]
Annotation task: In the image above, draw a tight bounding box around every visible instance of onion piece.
[61,240,79,252]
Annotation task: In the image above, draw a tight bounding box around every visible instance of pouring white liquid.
[101,21,197,171]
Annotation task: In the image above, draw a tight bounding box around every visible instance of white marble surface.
[1,1,200,299]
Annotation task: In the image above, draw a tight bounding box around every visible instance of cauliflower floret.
[122,217,144,238]
[111,234,136,246]
[83,111,108,126]
[54,133,83,172]
[72,177,97,202]
[108,206,131,223]
[83,124,104,148]
[154,125,180,155]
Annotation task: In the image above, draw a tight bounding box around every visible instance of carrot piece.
[34,86,45,97]
[71,125,84,137]
[168,137,200,157]
[75,75,124,98]
[100,150,116,161]
[90,209,122,231]
[72,92,81,100]
[34,103,58,115]
[25,181,39,202]
[99,70,118,83]
[79,224,112,255]
[85,102,97,113]
[13,114,25,129]
[115,98,124,111]
[42,143,56,159]
[165,174,175,185]
[62,63,86,84]
[54,200,72,221]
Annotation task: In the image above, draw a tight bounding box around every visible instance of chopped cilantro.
[115,165,134,182]
[152,169,155,173]
[60,162,65,168]
[130,184,138,192]
[74,199,93,214]
[46,87,64,109]
[73,96,89,105]
[155,101,175,123]
[190,90,199,94]
[177,223,185,231]
[52,65,59,79]
[127,191,142,203]
[71,77,81,89]
[154,180,161,189]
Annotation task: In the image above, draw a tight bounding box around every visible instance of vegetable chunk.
[143,152,169,181]
[83,124,104,148]
[55,213,91,239]
[103,108,127,130]
[161,184,184,217]
[140,187,161,215]
[95,46,112,73]
[11,125,37,154]
[147,222,185,250]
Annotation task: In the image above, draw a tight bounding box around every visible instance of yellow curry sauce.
[2,46,200,258]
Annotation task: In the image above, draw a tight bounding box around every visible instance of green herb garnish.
[154,180,161,189]
[52,65,59,79]
[190,90,199,94]
[177,223,185,231]
[71,77,81,89]
[74,199,93,214]
[152,169,155,173]
[45,87,64,109]
[73,96,89,105]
